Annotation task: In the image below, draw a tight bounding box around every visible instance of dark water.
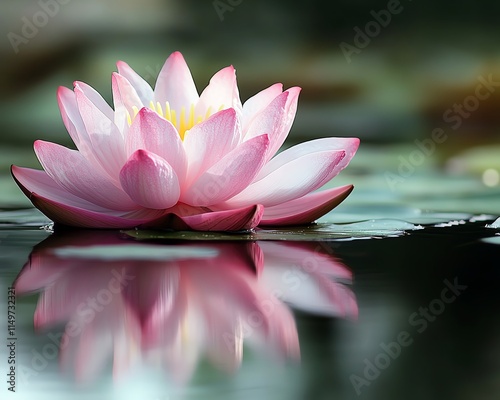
[1,217,499,400]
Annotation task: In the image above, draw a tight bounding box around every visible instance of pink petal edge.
[30,192,163,228]
[259,184,354,226]
[182,108,240,187]
[225,149,346,208]
[154,51,199,111]
[195,65,242,117]
[12,165,164,228]
[144,204,264,231]
[242,83,283,129]
[116,60,154,105]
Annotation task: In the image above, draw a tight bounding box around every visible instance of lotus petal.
[119,150,180,210]
[260,185,354,226]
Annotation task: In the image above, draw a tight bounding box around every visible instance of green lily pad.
[320,203,473,225]
[122,219,421,242]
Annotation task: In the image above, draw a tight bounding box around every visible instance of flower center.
[127,101,223,140]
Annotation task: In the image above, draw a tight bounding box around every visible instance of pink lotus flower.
[12,52,359,231]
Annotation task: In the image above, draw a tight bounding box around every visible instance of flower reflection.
[14,231,357,384]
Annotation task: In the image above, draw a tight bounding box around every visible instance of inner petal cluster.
[127,101,224,140]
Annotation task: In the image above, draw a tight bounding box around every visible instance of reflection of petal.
[204,301,244,373]
[72,311,115,383]
[14,230,356,385]
[139,267,186,349]
[258,241,358,318]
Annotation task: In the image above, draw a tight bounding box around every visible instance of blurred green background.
[1,0,500,211]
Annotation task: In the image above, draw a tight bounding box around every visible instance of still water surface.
[0,213,499,400]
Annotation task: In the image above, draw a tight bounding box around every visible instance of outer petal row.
[259,137,360,178]
[260,185,354,226]
[145,205,264,231]
[11,165,264,231]
[34,140,137,211]
[224,149,346,208]
[12,165,122,213]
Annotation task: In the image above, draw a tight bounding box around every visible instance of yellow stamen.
[179,107,186,140]
[164,101,172,121]
[125,101,225,140]
[132,106,139,118]
[156,102,163,118]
